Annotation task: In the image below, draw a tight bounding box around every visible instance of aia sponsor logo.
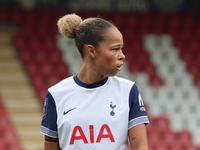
[70,124,115,144]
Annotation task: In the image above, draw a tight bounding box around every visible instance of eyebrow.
[111,44,124,47]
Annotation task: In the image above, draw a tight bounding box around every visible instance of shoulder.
[107,76,137,95]
[48,76,74,94]
[108,76,135,87]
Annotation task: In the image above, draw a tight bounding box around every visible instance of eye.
[113,48,119,51]
[112,46,124,51]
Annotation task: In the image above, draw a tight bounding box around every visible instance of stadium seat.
[10,7,24,24]
[149,73,162,87]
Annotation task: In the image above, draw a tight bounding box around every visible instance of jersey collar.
[73,74,108,89]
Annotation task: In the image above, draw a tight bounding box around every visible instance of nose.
[119,50,125,60]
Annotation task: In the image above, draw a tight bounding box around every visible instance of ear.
[85,45,96,59]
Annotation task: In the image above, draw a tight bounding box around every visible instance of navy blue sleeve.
[41,91,58,138]
[128,84,149,129]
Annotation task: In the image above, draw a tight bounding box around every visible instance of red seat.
[0,7,9,22]
[143,64,156,76]
[194,74,200,88]
[168,25,180,37]
[126,17,137,29]
[10,7,23,23]
[32,77,46,90]
[129,65,140,75]
[148,140,166,150]
[34,51,49,64]
[179,28,193,39]
[19,51,33,64]
[149,73,162,87]
[148,132,160,144]
[0,97,21,150]
[46,76,61,87]
[3,129,21,150]
[169,145,183,150]
[39,63,54,75]
[163,132,176,145]
[174,130,191,144]
[155,116,169,129]
[0,141,5,150]
[98,11,110,20]
[181,52,193,65]
[38,89,48,103]
[25,63,40,78]
[188,65,200,79]
[55,63,71,78]
[183,13,195,28]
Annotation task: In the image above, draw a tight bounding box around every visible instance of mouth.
[117,63,123,71]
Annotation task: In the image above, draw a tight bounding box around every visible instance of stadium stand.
[13,8,71,103]
[0,6,200,150]
[0,96,21,150]
[0,11,43,150]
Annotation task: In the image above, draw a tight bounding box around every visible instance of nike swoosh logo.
[63,108,76,115]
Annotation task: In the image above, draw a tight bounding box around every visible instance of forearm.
[45,141,60,150]
[129,124,148,150]
[44,135,60,150]
[129,144,148,150]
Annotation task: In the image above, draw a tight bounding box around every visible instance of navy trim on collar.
[73,74,108,89]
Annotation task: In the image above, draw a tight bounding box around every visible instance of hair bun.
[57,14,82,39]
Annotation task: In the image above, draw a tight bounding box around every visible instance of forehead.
[104,27,123,45]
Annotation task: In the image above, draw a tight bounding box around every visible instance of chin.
[105,72,118,77]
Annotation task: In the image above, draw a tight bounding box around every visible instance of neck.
[77,62,105,84]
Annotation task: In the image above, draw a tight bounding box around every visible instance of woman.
[41,13,149,150]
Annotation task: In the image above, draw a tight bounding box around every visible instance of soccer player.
[41,13,149,150]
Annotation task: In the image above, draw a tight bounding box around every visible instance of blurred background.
[0,0,200,150]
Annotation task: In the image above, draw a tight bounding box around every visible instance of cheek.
[96,50,116,67]
[103,52,116,62]
[104,56,114,63]
[103,56,116,67]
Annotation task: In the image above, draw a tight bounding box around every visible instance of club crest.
[110,102,116,116]
[42,98,48,120]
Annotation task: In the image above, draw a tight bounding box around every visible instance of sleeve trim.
[128,116,149,130]
[41,126,58,138]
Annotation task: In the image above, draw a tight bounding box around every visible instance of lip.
[117,67,121,71]
[117,63,123,71]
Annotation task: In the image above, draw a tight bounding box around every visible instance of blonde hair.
[57,13,82,39]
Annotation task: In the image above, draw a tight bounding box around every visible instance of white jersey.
[41,75,149,150]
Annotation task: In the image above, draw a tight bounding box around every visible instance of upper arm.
[44,135,60,150]
[128,124,148,150]
[128,84,149,129]
[41,91,58,138]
